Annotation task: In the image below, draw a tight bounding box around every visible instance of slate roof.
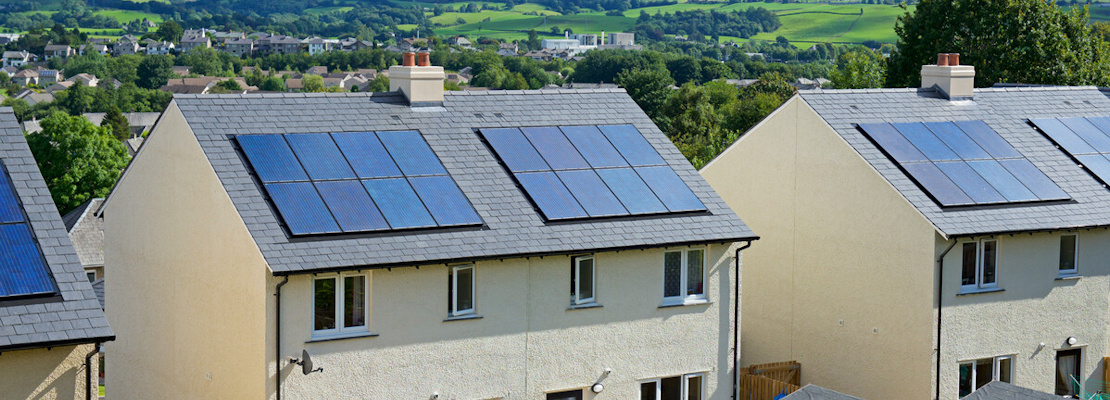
[782,385,866,400]
[0,108,113,351]
[960,381,1061,400]
[90,279,104,310]
[62,198,105,268]
[801,86,1110,237]
[170,89,756,274]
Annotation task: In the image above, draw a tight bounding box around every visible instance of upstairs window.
[1059,234,1078,276]
[448,265,475,317]
[961,239,998,292]
[663,248,705,305]
[571,255,596,305]
[313,273,369,337]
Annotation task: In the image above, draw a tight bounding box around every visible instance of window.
[86,271,96,282]
[958,356,1013,396]
[1056,348,1082,396]
[663,248,705,304]
[546,389,583,400]
[448,265,475,317]
[313,273,369,337]
[571,255,595,305]
[640,373,704,400]
[1059,234,1078,276]
[961,239,998,291]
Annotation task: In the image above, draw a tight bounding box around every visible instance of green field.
[94,10,163,24]
[305,6,355,14]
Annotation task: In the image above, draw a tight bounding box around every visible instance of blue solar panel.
[521,126,589,170]
[0,223,55,297]
[315,180,389,232]
[1032,118,1097,155]
[894,123,959,161]
[556,169,628,217]
[636,166,707,212]
[410,176,482,226]
[560,125,628,168]
[515,172,588,220]
[0,168,23,223]
[1029,117,1110,189]
[1060,118,1110,153]
[331,132,403,178]
[861,121,1069,207]
[377,130,447,176]
[237,135,308,183]
[285,133,356,180]
[595,167,667,214]
[480,128,550,172]
[599,125,666,166]
[363,178,437,229]
[265,182,340,235]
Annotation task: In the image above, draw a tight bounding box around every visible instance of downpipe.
[733,240,754,399]
[275,276,289,400]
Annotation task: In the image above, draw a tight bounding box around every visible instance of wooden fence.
[738,361,802,400]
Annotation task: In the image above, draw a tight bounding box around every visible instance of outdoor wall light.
[591,383,604,393]
[1067,337,1078,346]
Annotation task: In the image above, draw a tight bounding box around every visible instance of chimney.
[389,51,445,106]
[921,53,974,99]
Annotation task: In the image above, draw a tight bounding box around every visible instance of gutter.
[85,342,100,400]
[274,276,289,400]
[732,240,755,399]
[0,335,115,353]
[935,240,957,400]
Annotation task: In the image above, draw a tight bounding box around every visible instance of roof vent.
[389,51,445,107]
[921,53,975,100]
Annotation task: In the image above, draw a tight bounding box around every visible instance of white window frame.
[663,247,707,305]
[639,372,706,400]
[958,355,1014,395]
[311,272,370,338]
[961,238,999,292]
[1059,234,1079,277]
[572,255,596,305]
[449,264,476,317]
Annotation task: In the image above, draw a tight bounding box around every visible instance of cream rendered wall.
[274,245,740,399]
[102,102,269,399]
[701,97,939,399]
[939,229,1110,398]
[0,344,96,400]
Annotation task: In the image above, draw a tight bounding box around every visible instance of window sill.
[1056,274,1082,281]
[659,298,711,308]
[443,313,483,322]
[306,331,379,343]
[568,302,603,311]
[957,287,1004,296]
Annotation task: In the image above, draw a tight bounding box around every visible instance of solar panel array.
[0,164,56,298]
[858,121,1070,207]
[238,131,482,236]
[480,125,707,221]
[1030,117,1110,187]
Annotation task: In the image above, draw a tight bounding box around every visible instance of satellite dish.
[291,349,323,375]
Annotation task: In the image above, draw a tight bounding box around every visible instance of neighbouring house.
[179,34,211,52]
[67,73,99,87]
[160,77,256,94]
[702,55,1110,399]
[499,41,519,54]
[11,69,38,86]
[2,51,31,68]
[102,59,755,399]
[0,109,114,400]
[212,31,245,44]
[38,69,60,86]
[302,37,333,55]
[83,112,161,139]
[45,80,74,93]
[224,38,255,57]
[78,43,109,56]
[63,199,106,282]
[113,35,140,56]
[304,65,328,75]
[144,40,175,55]
[43,44,74,60]
[16,91,54,106]
[449,36,471,49]
[171,66,190,76]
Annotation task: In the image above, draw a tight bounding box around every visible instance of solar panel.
[0,163,56,299]
[480,125,707,221]
[0,168,23,224]
[1031,117,1110,188]
[859,121,1069,207]
[238,131,482,235]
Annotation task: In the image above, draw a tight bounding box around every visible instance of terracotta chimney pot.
[937,53,948,66]
[948,53,960,66]
[402,52,416,67]
[417,52,430,67]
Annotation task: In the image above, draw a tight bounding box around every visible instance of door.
[547,389,583,400]
[1056,348,1082,396]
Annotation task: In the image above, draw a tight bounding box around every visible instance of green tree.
[616,67,674,120]
[831,48,886,89]
[54,82,93,115]
[526,29,541,51]
[302,75,325,92]
[259,75,287,92]
[101,105,130,140]
[136,55,174,90]
[155,20,184,43]
[25,112,129,214]
[887,0,1110,87]
[365,75,389,92]
[1,98,30,122]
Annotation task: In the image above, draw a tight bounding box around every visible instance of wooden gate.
[738,361,801,400]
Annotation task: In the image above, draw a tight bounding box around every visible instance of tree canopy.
[25,112,129,214]
[887,0,1110,87]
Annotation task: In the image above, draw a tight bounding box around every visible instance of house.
[497,47,518,57]
[160,77,255,94]
[0,109,114,400]
[144,40,175,55]
[702,55,1110,399]
[63,199,106,282]
[304,65,328,75]
[3,50,31,68]
[102,57,755,399]
[500,41,519,53]
[265,35,302,55]
[171,66,191,76]
[78,43,109,56]
[212,31,245,44]
[180,34,210,52]
[224,38,255,57]
[43,44,74,60]
[38,69,60,86]
[45,80,74,93]
[113,35,140,56]
[11,69,38,86]
[449,36,471,49]
[302,37,333,55]
[83,112,161,139]
[16,91,54,106]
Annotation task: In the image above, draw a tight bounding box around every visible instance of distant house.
[114,35,140,56]
[224,38,255,57]
[78,43,110,56]
[0,109,114,400]
[449,36,472,49]
[160,77,256,94]
[212,31,245,44]
[2,50,31,68]
[144,40,175,55]
[302,37,333,55]
[304,65,328,76]
[180,35,211,52]
[45,80,75,94]
[63,199,106,282]
[11,69,37,86]
[16,91,54,106]
[171,66,191,76]
[38,69,60,86]
[43,44,74,60]
[83,112,160,139]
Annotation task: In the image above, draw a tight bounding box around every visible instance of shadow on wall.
[0,345,88,400]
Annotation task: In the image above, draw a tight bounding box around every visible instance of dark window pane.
[314,278,336,331]
[660,376,681,400]
[858,123,928,163]
[687,250,704,296]
[578,258,594,301]
[1060,235,1077,271]
[959,363,973,397]
[975,359,992,390]
[893,122,959,161]
[981,240,997,285]
[344,276,366,328]
[456,267,473,312]
[521,126,589,170]
[376,130,447,176]
[1056,349,1081,396]
[999,358,1012,383]
[962,243,977,286]
[546,390,581,400]
[265,182,340,235]
[331,132,403,178]
[237,134,308,183]
[285,133,356,180]
[686,375,703,400]
[640,382,658,400]
[664,252,682,298]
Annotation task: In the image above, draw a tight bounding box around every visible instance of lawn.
[93,10,164,24]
